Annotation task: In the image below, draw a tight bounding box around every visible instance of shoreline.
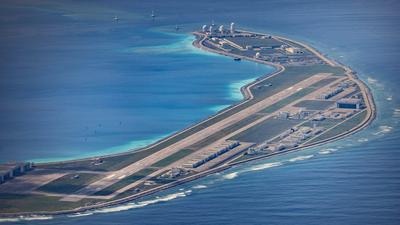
[0,29,376,218]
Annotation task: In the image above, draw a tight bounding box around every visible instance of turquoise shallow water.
[0,9,274,162]
[0,0,400,224]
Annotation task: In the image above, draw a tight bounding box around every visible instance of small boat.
[151,10,156,18]
[175,25,180,31]
[234,57,241,61]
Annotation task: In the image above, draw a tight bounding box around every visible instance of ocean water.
[1,0,400,224]
[0,3,273,162]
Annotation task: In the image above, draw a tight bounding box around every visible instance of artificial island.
[0,23,375,217]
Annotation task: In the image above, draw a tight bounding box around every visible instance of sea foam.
[287,155,314,162]
[92,190,190,214]
[374,125,393,135]
[193,184,208,189]
[318,148,338,155]
[393,109,400,117]
[223,172,239,180]
[249,162,283,171]
[67,212,94,218]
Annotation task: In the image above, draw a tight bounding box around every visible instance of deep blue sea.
[1,0,400,224]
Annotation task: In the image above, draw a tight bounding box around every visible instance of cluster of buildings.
[246,125,324,155]
[158,167,190,180]
[278,109,314,120]
[157,140,244,180]
[196,23,368,160]
[308,98,362,121]
[319,86,344,100]
[0,162,34,184]
[247,78,366,156]
[280,105,362,122]
[276,125,324,149]
[284,47,304,54]
[319,80,355,100]
[200,22,323,65]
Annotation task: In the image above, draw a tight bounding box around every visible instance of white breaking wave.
[287,155,314,162]
[223,172,239,180]
[22,215,53,221]
[92,203,144,213]
[374,125,393,135]
[393,109,400,117]
[193,184,208,189]
[0,215,53,222]
[358,138,369,142]
[0,218,20,223]
[67,212,94,218]
[367,77,378,84]
[318,148,338,155]
[92,191,189,214]
[250,162,283,171]
[366,77,384,89]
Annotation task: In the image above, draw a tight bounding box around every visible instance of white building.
[230,22,235,34]
[202,24,207,32]
[218,25,224,34]
[209,25,214,34]
[0,162,33,184]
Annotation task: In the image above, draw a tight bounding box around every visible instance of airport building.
[336,98,362,109]
[319,87,344,99]
[0,162,34,184]
[278,111,290,119]
[191,141,240,168]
